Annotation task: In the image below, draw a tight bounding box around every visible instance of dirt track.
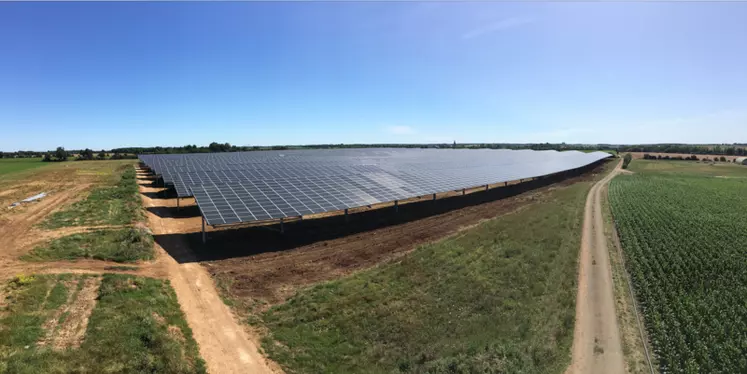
[568,158,625,374]
[137,170,278,374]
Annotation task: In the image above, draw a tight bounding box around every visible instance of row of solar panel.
[139,149,612,225]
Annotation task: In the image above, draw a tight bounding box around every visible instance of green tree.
[622,153,632,169]
[79,148,94,160]
[54,147,68,161]
[97,150,107,160]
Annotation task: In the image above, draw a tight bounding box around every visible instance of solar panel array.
[139,148,611,226]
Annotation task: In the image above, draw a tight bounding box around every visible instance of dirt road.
[568,158,625,374]
[137,170,278,374]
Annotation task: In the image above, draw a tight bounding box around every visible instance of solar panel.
[140,148,612,225]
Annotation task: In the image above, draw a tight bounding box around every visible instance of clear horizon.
[2,2,746,151]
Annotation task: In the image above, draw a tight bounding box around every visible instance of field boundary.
[608,188,655,374]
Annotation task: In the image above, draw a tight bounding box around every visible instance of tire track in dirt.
[0,183,92,261]
[51,276,101,349]
[137,170,278,374]
[568,158,625,374]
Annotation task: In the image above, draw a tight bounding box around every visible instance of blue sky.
[1,2,746,151]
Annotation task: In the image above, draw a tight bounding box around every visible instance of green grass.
[627,159,747,177]
[24,227,154,263]
[41,165,142,228]
[259,166,611,373]
[0,274,206,374]
[0,158,48,176]
[609,165,747,373]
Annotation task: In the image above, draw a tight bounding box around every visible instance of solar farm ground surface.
[157,159,613,373]
[2,152,619,374]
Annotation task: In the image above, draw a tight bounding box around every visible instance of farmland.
[0,158,48,176]
[609,160,747,372]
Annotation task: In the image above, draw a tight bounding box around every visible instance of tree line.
[4,142,746,159]
[618,144,746,156]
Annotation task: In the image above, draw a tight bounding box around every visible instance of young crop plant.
[609,173,747,373]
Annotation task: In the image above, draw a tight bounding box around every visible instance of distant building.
[736,157,747,165]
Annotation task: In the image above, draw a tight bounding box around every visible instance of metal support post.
[485,184,489,191]
[394,200,399,213]
[177,197,180,210]
[462,188,466,196]
[344,208,349,223]
[280,218,285,234]
[504,182,508,187]
[201,217,206,244]
[432,193,436,201]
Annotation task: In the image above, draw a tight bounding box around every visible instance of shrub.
[622,153,632,169]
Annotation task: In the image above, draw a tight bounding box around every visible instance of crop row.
[609,174,747,373]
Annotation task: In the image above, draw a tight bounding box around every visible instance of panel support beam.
[394,200,399,213]
[201,216,206,244]
[344,208,349,223]
[432,193,436,201]
[280,218,285,234]
[485,184,489,191]
[462,188,466,196]
[177,197,180,210]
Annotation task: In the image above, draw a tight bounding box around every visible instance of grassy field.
[0,273,205,374]
[41,165,142,228]
[0,158,48,176]
[24,227,154,263]
[609,161,747,373]
[257,163,615,373]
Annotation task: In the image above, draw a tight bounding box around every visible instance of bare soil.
[567,158,625,374]
[0,164,167,281]
[38,279,79,347]
[51,276,101,349]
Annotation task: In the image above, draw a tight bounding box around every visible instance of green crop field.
[609,161,747,373]
[0,158,48,176]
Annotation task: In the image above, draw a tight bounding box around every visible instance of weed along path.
[136,169,277,374]
[568,158,625,374]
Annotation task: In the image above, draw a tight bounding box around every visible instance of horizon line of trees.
[4,142,747,159]
[618,144,746,156]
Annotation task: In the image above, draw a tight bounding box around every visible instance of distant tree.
[622,153,632,169]
[208,142,226,152]
[54,147,68,162]
[42,153,52,162]
[719,156,727,162]
[97,150,107,160]
[78,148,94,160]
